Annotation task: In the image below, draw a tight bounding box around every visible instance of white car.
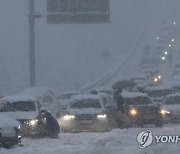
[0,115,21,147]
[161,94,180,123]
[0,95,42,136]
[20,87,60,118]
[60,94,111,132]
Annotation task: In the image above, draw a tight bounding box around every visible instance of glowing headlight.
[154,78,158,82]
[97,114,107,119]
[29,119,38,126]
[63,115,75,121]
[130,108,138,116]
[18,125,21,130]
[160,109,170,115]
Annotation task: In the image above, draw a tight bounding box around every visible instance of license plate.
[79,120,93,124]
[143,114,156,119]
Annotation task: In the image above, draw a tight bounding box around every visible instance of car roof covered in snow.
[145,86,173,91]
[164,93,180,98]
[162,81,180,87]
[0,115,20,128]
[71,94,101,101]
[20,87,54,97]
[1,95,38,103]
[121,92,148,98]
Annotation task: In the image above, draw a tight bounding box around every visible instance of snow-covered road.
[1,124,180,154]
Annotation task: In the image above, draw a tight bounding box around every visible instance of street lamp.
[164,51,168,55]
[29,0,41,87]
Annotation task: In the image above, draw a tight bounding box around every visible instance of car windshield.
[0,101,36,112]
[147,90,172,97]
[124,97,152,105]
[70,99,102,109]
[164,96,180,105]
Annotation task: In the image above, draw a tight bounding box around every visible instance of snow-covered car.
[0,95,42,136]
[122,92,163,127]
[0,115,21,147]
[20,87,60,118]
[60,94,111,132]
[145,86,174,105]
[161,94,180,123]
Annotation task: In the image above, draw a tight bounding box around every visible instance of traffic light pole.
[29,0,36,87]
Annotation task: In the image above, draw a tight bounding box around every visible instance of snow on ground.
[1,124,180,154]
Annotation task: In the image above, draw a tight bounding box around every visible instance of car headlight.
[29,119,38,126]
[160,109,170,115]
[129,108,138,116]
[63,115,75,121]
[18,125,21,130]
[97,114,107,119]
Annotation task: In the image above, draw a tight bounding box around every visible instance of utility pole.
[29,0,35,87]
[29,0,41,87]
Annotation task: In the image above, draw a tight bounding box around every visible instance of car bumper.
[0,136,21,146]
[61,119,109,132]
[129,113,161,124]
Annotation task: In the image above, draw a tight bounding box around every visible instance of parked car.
[161,94,180,123]
[121,92,163,127]
[0,115,21,147]
[20,87,60,118]
[145,86,174,105]
[0,95,42,136]
[60,94,111,132]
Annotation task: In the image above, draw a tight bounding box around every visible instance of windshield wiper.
[18,106,31,111]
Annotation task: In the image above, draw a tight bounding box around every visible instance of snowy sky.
[0,0,178,95]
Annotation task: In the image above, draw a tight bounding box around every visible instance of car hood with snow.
[0,115,20,128]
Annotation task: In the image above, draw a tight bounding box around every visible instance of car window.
[70,99,102,109]
[0,101,36,112]
[147,90,173,97]
[164,96,180,105]
[124,97,153,105]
